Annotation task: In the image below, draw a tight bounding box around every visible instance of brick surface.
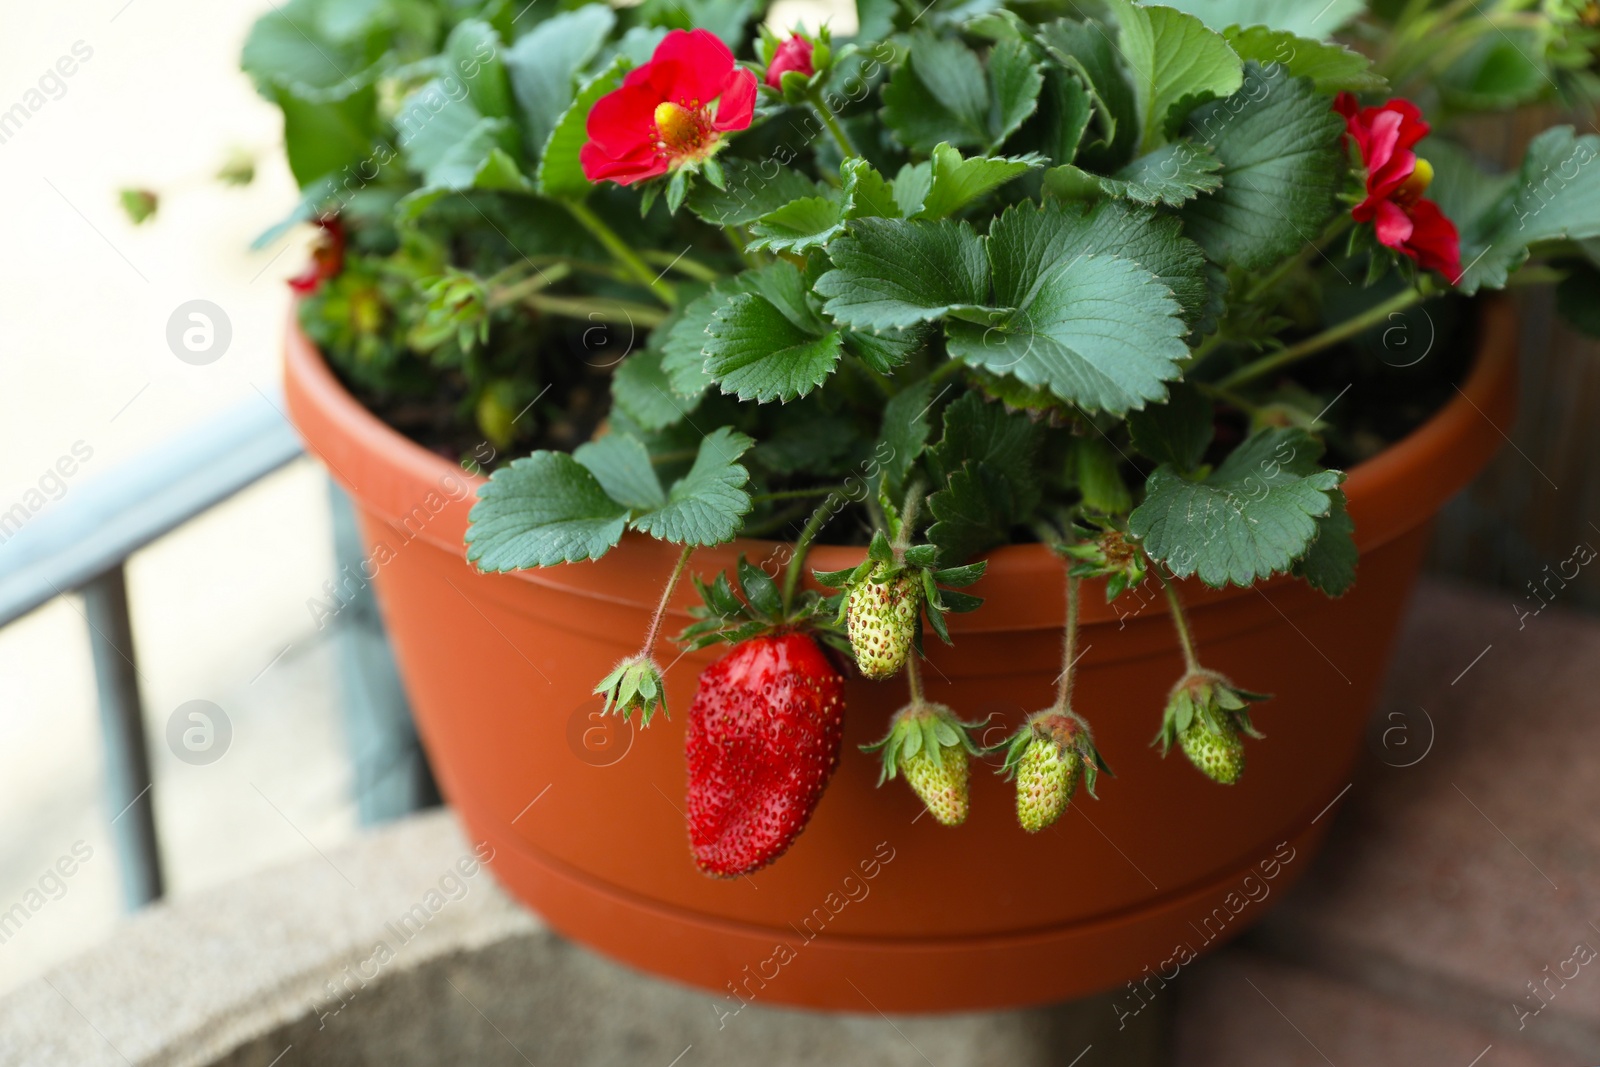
[1250,579,1600,1058]
[1176,951,1562,1067]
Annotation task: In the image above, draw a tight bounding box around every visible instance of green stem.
[1217,280,1435,391]
[490,262,573,309]
[1161,578,1202,675]
[750,485,847,504]
[1054,573,1081,711]
[892,480,924,561]
[926,357,967,387]
[642,545,695,656]
[813,95,859,159]
[565,200,678,307]
[782,496,840,614]
[1195,380,1263,417]
[521,293,669,328]
[905,651,926,705]
[641,249,720,283]
[1243,215,1352,304]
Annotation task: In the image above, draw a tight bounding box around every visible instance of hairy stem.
[893,480,924,559]
[816,102,859,159]
[640,248,720,283]
[1161,578,1202,675]
[1054,573,1081,712]
[565,200,677,306]
[905,649,926,705]
[1217,280,1435,391]
[521,293,668,328]
[782,496,839,614]
[642,544,695,655]
[751,485,849,505]
[489,262,573,308]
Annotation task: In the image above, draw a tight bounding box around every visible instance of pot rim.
[283,298,1517,617]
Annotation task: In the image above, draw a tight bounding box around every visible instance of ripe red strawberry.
[686,632,845,877]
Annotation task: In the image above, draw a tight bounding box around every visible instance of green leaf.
[881,33,1041,153]
[842,158,903,219]
[574,434,665,512]
[985,38,1045,151]
[927,394,1044,563]
[1107,0,1243,150]
[882,32,991,151]
[748,194,851,254]
[1128,427,1344,588]
[944,202,1190,415]
[537,57,629,201]
[704,294,844,402]
[1073,437,1132,515]
[272,82,378,188]
[445,19,512,120]
[1455,127,1600,294]
[662,276,750,397]
[504,5,616,157]
[241,2,382,96]
[466,452,630,569]
[1035,19,1138,170]
[611,349,687,431]
[1439,31,1549,110]
[1293,488,1357,596]
[1128,380,1213,469]
[1182,62,1345,271]
[815,218,993,330]
[631,427,754,545]
[910,143,1044,220]
[878,380,934,500]
[1154,0,1365,39]
[1223,26,1386,93]
[687,158,825,226]
[1027,67,1094,167]
[1044,140,1223,207]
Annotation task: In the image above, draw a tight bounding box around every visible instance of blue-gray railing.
[0,392,431,911]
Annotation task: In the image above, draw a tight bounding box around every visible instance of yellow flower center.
[653,101,709,157]
[1395,156,1433,207]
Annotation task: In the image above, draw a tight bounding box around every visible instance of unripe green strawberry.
[903,739,971,826]
[1155,669,1268,785]
[998,711,1107,832]
[1014,737,1081,832]
[846,567,920,680]
[862,702,984,826]
[1179,716,1244,784]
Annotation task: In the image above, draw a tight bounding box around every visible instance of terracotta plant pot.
[284,301,1516,1014]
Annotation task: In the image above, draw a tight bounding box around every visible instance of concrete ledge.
[0,810,1168,1067]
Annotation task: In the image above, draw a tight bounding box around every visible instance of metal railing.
[0,395,304,909]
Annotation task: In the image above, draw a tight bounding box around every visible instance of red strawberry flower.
[288,216,345,294]
[580,29,757,187]
[765,34,814,89]
[1333,93,1462,283]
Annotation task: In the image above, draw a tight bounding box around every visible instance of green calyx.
[678,554,844,654]
[1155,669,1269,785]
[814,530,987,675]
[594,654,668,726]
[1060,523,1148,602]
[996,710,1111,832]
[862,701,986,826]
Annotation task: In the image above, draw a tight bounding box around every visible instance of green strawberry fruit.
[997,711,1108,832]
[1155,669,1268,785]
[846,567,920,680]
[1179,715,1245,784]
[863,702,984,825]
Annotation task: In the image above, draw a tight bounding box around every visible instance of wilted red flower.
[1333,93,1462,282]
[765,35,814,89]
[580,29,758,187]
[288,216,346,294]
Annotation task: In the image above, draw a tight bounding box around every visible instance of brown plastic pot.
[284,300,1516,1014]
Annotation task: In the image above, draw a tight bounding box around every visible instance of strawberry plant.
[248,0,1600,871]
